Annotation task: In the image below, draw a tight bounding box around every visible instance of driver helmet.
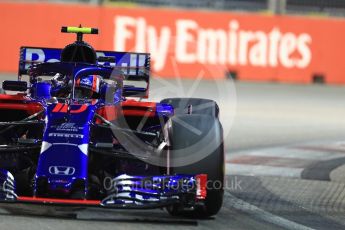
[75,75,101,99]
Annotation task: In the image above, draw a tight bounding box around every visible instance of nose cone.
[35,103,95,198]
[48,178,72,194]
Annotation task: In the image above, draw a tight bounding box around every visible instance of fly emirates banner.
[1,3,345,83]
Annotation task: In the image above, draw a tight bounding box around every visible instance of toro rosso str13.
[0,26,224,218]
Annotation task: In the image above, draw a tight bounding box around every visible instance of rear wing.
[18,47,151,98]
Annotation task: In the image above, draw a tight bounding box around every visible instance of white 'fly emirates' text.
[114,16,312,72]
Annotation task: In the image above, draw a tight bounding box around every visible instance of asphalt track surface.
[1,74,345,229]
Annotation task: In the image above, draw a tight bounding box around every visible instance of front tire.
[165,114,224,218]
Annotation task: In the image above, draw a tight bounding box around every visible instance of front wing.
[0,170,207,209]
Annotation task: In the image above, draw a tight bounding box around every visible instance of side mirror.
[2,81,27,92]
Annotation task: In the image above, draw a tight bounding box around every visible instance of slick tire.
[165,114,224,218]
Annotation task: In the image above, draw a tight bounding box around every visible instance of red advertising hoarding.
[1,2,345,83]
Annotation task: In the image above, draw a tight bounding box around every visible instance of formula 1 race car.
[0,26,224,218]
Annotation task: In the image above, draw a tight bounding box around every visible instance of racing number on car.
[52,103,87,114]
[70,105,88,114]
[52,103,68,113]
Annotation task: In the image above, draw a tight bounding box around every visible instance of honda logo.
[48,166,75,176]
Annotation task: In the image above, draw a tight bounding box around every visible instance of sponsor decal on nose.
[49,166,76,176]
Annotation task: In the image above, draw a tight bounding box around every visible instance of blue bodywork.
[35,103,96,194]
[0,34,205,209]
[0,61,199,208]
[19,47,150,77]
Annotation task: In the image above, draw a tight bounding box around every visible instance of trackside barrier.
[1,2,345,84]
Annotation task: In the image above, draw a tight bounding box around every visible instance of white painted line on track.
[226,192,314,230]
[224,143,345,178]
[226,163,303,178]
[228,149,344,160]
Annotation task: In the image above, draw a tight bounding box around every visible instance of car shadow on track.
[0,204,200,226]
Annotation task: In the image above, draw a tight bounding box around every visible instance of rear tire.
[165,114,224,218]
